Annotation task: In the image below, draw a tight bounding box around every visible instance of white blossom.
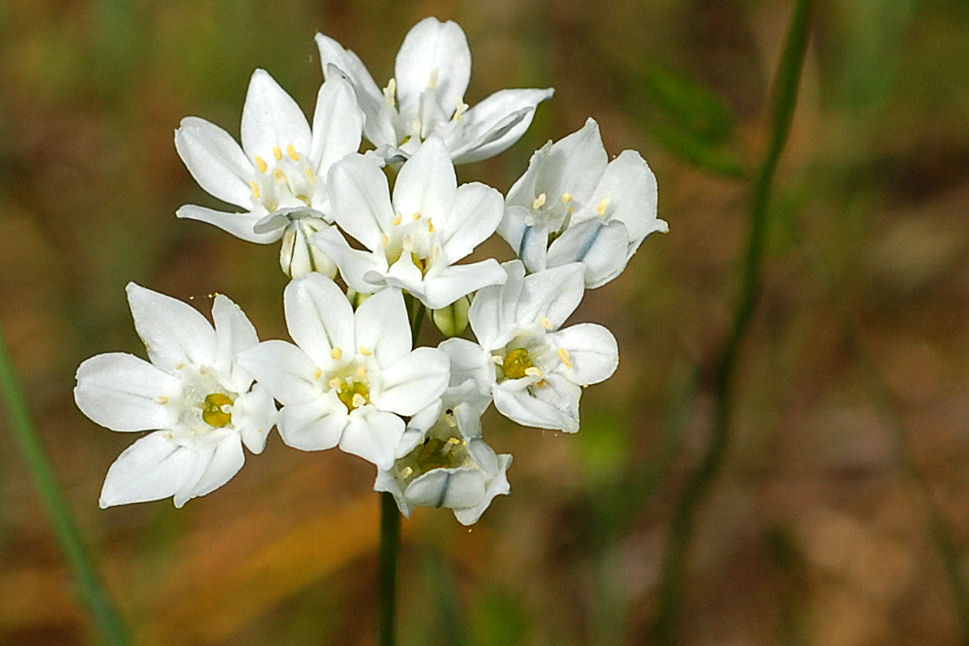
[313,136,507,309]
[440,261,618,432]
[316,17,553,164]
[500,118,668,287]
[174,68,364,277]
[74,284,276,508]
[238,274,450,469]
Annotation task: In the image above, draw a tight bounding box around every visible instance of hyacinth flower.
[316,16,553,164]
[238,273,450,470]
[500,118,669,288]
[313,136,507,309]
[440,261,619,432]
[375,394,511,526]
[74,284,277,508]
[174,68,364,277]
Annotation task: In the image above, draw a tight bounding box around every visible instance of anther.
[331,347,343,360]
[305,168,316,181]
[532,193,547,209]
[273,169,287,184]
[273,146,283,161]
[540,317,554,330]
[562,192,573,203]
[352,393,367,408]
[427,218,435,233]
[413,212,422,220]
[328,377,341,390]
[558,347,573,369]
[524,366,543,377]
[313,368,323,380]
[155,396,169,405]
[249,181,261,199]
[359,346,373,356]
[255,156,268,173]
[287,144,300,161]
[597,198,610,216]
[392,214,402,226]
[381,234,389,248]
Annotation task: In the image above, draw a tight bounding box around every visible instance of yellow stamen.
[351,393,367,409]
[287,144,300,161]
[413,212,422,220]
[597,198,610,216]
[331,347,343,360]
[249,180,261,199]
[313,367,323,380]
[273,146,283,161]
[540,317,554,330]
[562,192,573,203]
[255,156,268,173]
[502,348,532,379]
[155,396,169,405]
[392,214,402,226]
[558,347,573,369]
[273,168,287,183]
[305,167,316,181]
[532,193,547,209]
[202,392,234,428]
[381,234,389,248]
[359,346,373,356]
[524,366,543,377]
[427,218,435,233]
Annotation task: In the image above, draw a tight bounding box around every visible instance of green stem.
[379,491,401,646]
[0,325,129,645]
[649,1,813,642]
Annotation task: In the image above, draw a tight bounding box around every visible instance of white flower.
[375,399,511,526]
[312,136,507,309]
[238,273,450,469]
[174,68,364,277]
[316,17,553,164]
[440,261,618,432]
[74,284,276,508]
[499,118,668,288]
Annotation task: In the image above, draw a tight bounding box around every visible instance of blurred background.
[2,0,969,644]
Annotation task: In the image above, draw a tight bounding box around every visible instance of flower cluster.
[75,17,667,524]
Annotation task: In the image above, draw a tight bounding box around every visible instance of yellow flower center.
[501,347,534,380]
[336,379,371,412]
[201,393,234,428]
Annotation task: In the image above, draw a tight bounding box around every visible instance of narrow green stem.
[649,1,813,642]
[379,491,401,646]
[0,325,129,645]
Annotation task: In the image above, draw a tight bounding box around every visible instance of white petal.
[99,432,199,508]
[311,227,385,294]
[394,18,471,118]
[406,469,485,509]
[354,287,411,367]
[438,338,493,395]
[284,274,355,368]
[496,204,529,257]
[174,117,254,208]
[419,260,507,310]
[517,223,551,274]
[448,88,554,164]
[516,264,586,330]
[546,219,629,288]
[586,149,663,247]
[237,340,319,407]
[453,454,512,525]
[310,72,364,174]
[374,468,414,517]
[377,347,450,416]
[327,153,392,250]
[277,396,347,451]
[212,294,259,390]
[184,434,246,501]
[547,323,618,386]
[240,69,312,163]
[493,374,581,432]
[176,205,281,244]
[75,353,181,431]
[315,35,391,146]
[391,137,456,226]
[232,383,276,454]
[467,260,525,349]
[126,283,216,372]
[339,409,404,469]
[439,182,503,262]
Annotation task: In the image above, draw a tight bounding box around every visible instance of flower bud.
[430,294,471,338]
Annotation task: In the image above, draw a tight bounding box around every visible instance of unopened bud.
[431,294,471,338]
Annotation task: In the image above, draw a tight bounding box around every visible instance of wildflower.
[238,274,450,469]
[440,261,618,432]
[375,399,511,526]
[174,68,364,277]
[316,17,553,164]
[74,284,276,508]
[313,136,506,309]
[500,118,668,287]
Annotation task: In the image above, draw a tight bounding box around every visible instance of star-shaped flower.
[313,136,507,309]
[316,17,553,164]
[238,274,450,469]
[74,284,276,508]
[174,68,364,277]
[440,261,618,432]
[500,118,668,287]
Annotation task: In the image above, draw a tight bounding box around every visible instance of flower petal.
[232,383,277,454]
[391,137,456,226]
[516,263,586,330]
[448,88,554,164]
[176,205,281,244]
[546,219,629,288]
[240,69,312,163]
[126,283,216,372]
[420,260,507,310]
[394,18,471,118]
[493,373,581,432]
[284,274,355,369]
[327,153,392,250]
[453,453,512,525]
[467,260,526,349]
[174,117,255,208]
[439,182,503,263]
[99,432,200,508]
[315,34,392,146]
[585,149,665,248]
[309,72,364,174]
[311,227,385,295]
[438,338,493,396]
[181,434,246,503]
[354,287,411,367]
[237,340,319,407]
[339,409,404,469]
[547,323,618,386]
[212,294,259,390]
[75,353,181,431]
[376,347,449,416]
[277,396,347,451]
